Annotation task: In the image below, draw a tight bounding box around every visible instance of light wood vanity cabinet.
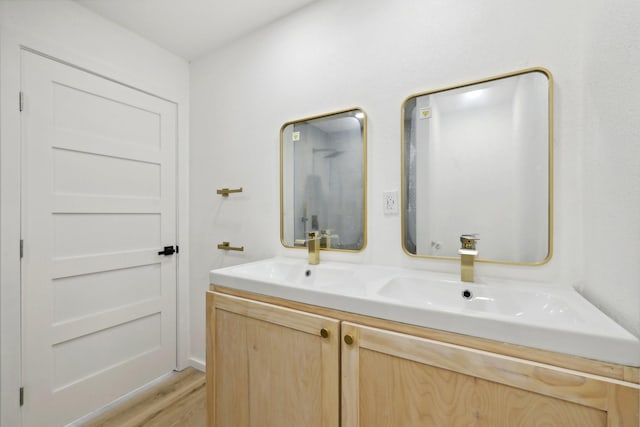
[206,292,340,427]
[207,289,640,427]
[341,322,638,426]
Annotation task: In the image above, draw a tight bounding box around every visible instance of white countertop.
[210,257,640,367]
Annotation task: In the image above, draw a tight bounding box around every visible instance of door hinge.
[19,91,23,112]
[20,239,24,258]
[176,245,179,254]
[19,387,24,406]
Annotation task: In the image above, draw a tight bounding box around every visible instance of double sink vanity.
[207,68,640,426]
[207,257,640,426]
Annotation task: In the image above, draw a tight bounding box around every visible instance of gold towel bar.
[217,187,243,197]
[217,241,244,252]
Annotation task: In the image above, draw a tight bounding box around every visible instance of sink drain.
[305,270,312,277]
[461,289,473,300]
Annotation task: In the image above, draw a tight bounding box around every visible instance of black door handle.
[158,246,176,256]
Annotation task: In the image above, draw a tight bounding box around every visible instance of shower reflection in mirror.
[281,109,367,251]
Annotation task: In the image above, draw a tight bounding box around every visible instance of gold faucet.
[308,231,320,265]
[320,229,332,249]
[458,234,479,282]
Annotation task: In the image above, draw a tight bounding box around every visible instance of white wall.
[0,1,189,424]
[580,1,640,342]
[8,0,636,421]
[190,0,639,364]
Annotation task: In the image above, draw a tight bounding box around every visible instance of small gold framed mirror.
[280,108,367,251]
[402,68,553,265]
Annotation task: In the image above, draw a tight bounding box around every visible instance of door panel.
[21,50,177,426]
[52,264,161,322]
[52,82,162,149]
[53,313,163,390]
[52,148,161,197]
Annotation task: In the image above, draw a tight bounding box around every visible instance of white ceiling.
[73,0,319,61]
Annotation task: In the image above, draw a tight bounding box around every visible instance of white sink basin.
[210,257,379,296]
[377,277,585,324]
[210,257,640,366]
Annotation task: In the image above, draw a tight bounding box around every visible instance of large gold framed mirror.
[402,68,553,265]
[281,108,367,251]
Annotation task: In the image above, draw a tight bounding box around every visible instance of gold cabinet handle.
[344,334,354,345]
[320,328,329,338]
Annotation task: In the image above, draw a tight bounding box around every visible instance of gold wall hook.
[217,187,243,197]
[217,241,244,251]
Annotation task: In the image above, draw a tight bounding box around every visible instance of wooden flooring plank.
[82,367,206,427]
[143,383,206,427]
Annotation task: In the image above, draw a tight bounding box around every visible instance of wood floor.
[82,368,206,427]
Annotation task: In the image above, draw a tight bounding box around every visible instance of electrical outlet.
[383,190,399,215]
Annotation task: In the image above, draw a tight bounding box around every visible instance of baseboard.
[66,370,175,426]
[189,357,206,372]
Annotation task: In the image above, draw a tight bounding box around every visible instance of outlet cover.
[383,190,399,215]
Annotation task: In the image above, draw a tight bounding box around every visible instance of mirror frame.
[280,107,368,252]
[400,67,554,265]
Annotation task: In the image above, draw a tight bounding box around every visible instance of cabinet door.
[207,292,340,427]
[341,322,638,427]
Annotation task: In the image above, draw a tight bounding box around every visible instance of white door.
[20,50,178,427]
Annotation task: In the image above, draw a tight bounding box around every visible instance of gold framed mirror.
[281,108,367,252]
[401,68,553,265]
